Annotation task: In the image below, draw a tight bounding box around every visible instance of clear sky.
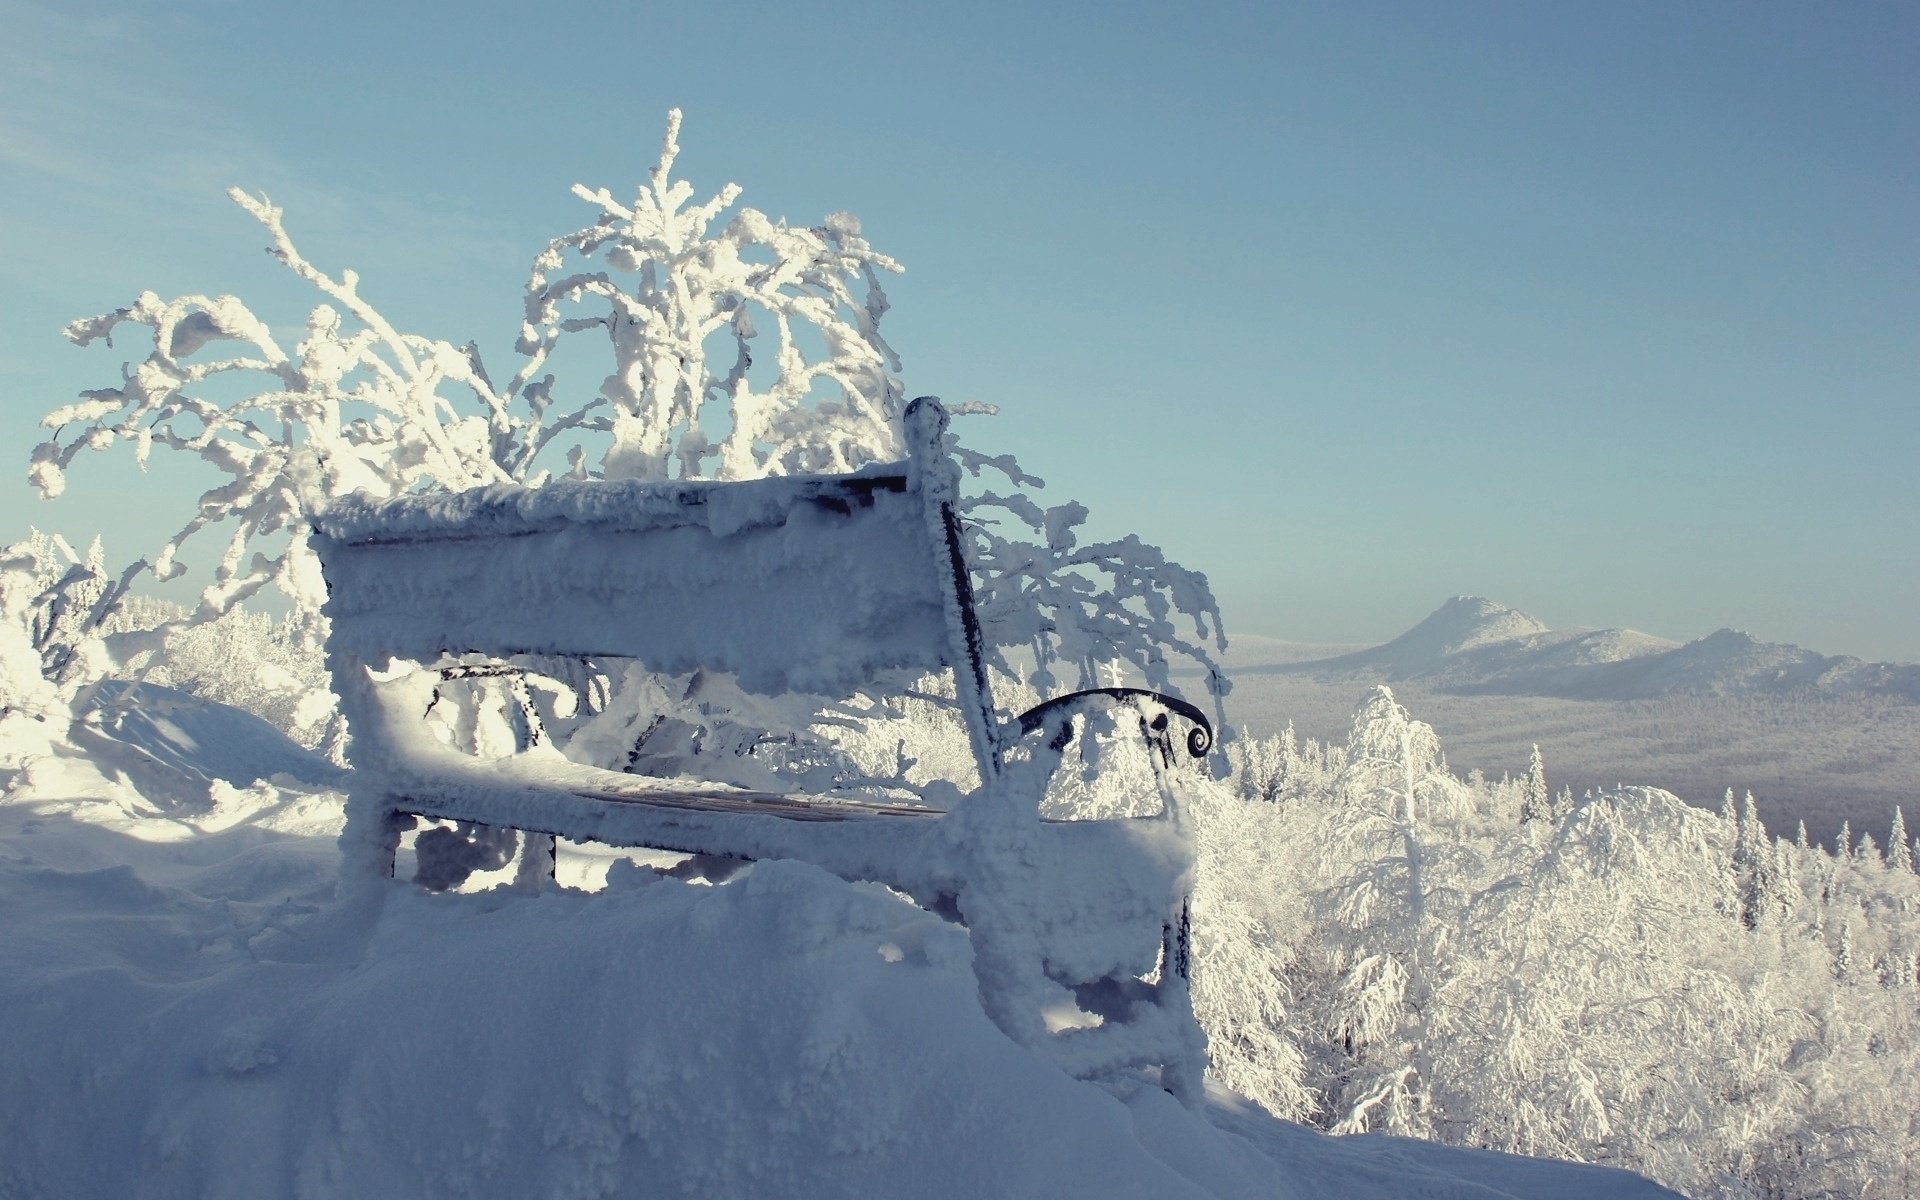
[3,0,1915,659]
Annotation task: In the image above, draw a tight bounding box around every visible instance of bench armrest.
[1008,687,1214,766]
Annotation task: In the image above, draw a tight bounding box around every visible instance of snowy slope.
[0,697,1679,1200]
[1261,596,1920,702]
[85,679,345,796]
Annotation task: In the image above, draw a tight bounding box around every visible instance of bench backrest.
[314,469,948,697]
[311,398,1004,775]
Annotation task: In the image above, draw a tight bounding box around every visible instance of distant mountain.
[1288,596,1561,679]
[1254,596,1920,703]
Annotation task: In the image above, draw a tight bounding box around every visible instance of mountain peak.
[1288,597,1553,679]
[1412,596,1552,656]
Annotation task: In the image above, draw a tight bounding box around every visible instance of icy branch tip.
[226,188,277,228]
[653,109,684,185]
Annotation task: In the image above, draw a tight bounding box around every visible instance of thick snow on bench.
[314,468,950,696]
[315,401,1222,1103]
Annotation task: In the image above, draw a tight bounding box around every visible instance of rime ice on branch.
[33,191,514,638]
[506,108,907,483]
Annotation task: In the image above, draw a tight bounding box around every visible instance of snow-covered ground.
[0,699,1678,1199]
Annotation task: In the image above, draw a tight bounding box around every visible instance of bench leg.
[1154,902,1208,1105]
[514,832,558,890]
[337,797,409,908]
[966,922,1056,1053]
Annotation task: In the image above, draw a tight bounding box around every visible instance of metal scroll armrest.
[1007,687,1214,772]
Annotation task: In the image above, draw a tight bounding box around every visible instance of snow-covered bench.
[312,397,1213,1098]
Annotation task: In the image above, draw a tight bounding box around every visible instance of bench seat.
[315,397,1212,1099]
[377,742,1189,987]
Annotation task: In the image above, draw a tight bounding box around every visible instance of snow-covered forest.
[5,113,1916,1199]
[1208,697,1920,1196]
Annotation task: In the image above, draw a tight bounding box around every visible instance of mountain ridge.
[1244,597,1920,703]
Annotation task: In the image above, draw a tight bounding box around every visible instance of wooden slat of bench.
[376,758,945,884]
[550,778,944,822]
[389,762,944,824]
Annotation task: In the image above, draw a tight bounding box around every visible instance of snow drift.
[0,695,1678,1200]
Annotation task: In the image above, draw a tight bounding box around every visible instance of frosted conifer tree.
[1229,727,1289,805]
[1734,791,1778,930]
[1520,743,1549,824]
[1889,809,1912,875]
[1771,838,1799,926]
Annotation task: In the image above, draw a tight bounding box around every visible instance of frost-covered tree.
[955,470,1228,732]
[27,110,910,648]
[1317,685,1473,1136]
[1229,721,1342,808]
[1184,785,1315,1120]
[1888,808,1912,875]
[1188,691,1920,1197]
[1734,790,1781,930]
[32,191,514,654]
[1228,725,1291,805]
[1473,787,1815,1180]
[29,109,1227,773]
[505,109,905,483]
[1520,743,1549,824]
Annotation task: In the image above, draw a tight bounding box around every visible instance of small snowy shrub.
[0,531,113,719]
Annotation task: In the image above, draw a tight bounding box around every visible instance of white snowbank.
[0,703,1678,1199]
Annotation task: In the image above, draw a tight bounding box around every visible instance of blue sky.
[3,0,1915,659]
